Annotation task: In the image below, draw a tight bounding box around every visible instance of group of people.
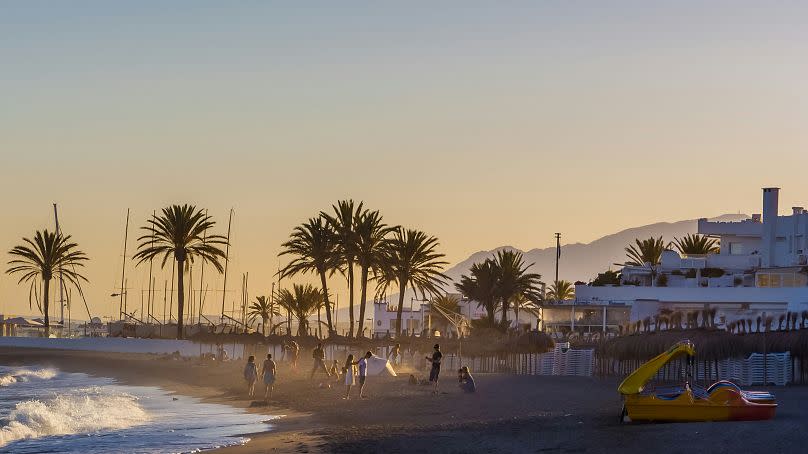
[241,342,474,402]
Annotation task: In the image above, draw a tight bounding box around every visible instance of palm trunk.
[500,297,509,326]
[262,316,268,336]
[395,276,406,337]
[319,270,334,335]
[486,300,495,325]
[43,278,51,336]
[347,262,355,337]
[356,266,369,338]
[176,259,185,340]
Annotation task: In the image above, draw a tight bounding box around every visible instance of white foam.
[0,387,150,447]
[0,368,58,387]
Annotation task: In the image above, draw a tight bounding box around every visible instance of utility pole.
[554,232,561,285]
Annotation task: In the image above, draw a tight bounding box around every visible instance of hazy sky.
[1,2,807,319]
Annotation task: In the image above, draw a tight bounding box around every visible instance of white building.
[566,187,808,333]
[371,293,539,338]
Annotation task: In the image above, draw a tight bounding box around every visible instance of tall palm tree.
[132,205,227,340]
[546,280,575,301]
[456,260,499,325]
[492,249,543,325]
[322,200,362,337]
[376,228,449,337]
[275,284,324,337]
[353,208,396,338]
[623,236,666,285]
[671,233,720,256]
[6,230,89,335]
[279,216,338,335]
[248,295,281,336]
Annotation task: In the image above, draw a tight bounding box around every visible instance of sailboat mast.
[147,210,156,323]
[220,208,233,322]
[199,210,208,325]
[53,204,65,326]
[119,209,130,320]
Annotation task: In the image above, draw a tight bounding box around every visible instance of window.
[770,274,782,288]
[729,242,744,255]
[757,273,769,287]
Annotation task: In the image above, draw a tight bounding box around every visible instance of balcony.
[698,218,762,237]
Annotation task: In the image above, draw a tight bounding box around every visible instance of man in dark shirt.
[310,343,330,379]
[426,343,442,394]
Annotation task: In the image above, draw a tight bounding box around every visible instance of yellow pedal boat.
[618,340,776,422]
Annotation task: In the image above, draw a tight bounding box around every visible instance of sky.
[1,1,807,320]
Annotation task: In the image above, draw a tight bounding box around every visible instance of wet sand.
[2,347,807,453]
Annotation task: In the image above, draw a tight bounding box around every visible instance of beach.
[2,347,808,453]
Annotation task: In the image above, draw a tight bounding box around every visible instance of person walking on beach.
[262,353,277,400]
[357,351,372,399]
[329,359,342,382]
[425,344,442,394]
[387,343,401,366]
[343,354,357,399]
[288,340,300,370]
[310,343,331,379]
[243,355,259,398]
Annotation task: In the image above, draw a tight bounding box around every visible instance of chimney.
[762,188,780,267]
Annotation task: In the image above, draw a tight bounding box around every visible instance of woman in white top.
[343,354,357,399]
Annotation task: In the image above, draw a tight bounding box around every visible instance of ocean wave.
[0,368,58,387]
[0,387,150,447]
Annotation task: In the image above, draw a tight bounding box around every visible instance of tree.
[275,284,324,337]
[376,228,449,337]
[248,295,281,336]
[623,236,666,285]
[456,260,499,325]
[546,280,575,301]
[353,208,396,338]
[591,270,621,286]
[671,233,720,256]
[6,230,89,335]
[133,205,227,340]
[279,216,339,335]
[322,200,362,337]
[492,249,543,325]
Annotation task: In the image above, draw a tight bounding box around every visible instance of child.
[329,359,342,382]
[343,354,357,399]
[243,355,258,398]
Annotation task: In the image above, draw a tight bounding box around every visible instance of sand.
[2,347,808,453]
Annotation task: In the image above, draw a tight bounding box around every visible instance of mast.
[120,209,130,321]
[53,204,65,326]
[147,210,156,323]
[220,208,233,322]
[163,280,168,325]
[199,210,208,325]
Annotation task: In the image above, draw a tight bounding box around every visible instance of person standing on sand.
[357,351,372,398]
[387,343,401,366]
[425,344,442,394]
[310,343,331,379]
[343,354,357,399]
[289,340,300,370]
[244,355,259,398]
[262,353,277,400]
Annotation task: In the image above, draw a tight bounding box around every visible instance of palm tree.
[376,228,449,337]
[623,236,666,285]
[456,260,499,325]
[132,205,227,340]
[322,200,362,337]
[353,208,396,338]
[671,233,720,256]
[492,249,543,325]
[275,284,324,337]
[511,293,541,329]
[6,230,89,335]
[429,293,461,335]
[248,295,282,336]
[546,280,575,301]
[279,216,338,335]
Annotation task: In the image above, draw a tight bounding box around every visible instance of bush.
[591,270,621,286]
[656,273,669,287]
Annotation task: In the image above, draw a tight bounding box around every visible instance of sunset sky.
[1,2,807,319]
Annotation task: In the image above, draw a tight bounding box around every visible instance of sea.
[0,365,274,453]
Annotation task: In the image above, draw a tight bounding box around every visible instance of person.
[458,366,476,393]
[289,340,300,370]
[343,354,357,399]
[425,344,442,394]
[310,343,331,379]
[243,355,259,398]
[329,359,342,382]
[262,353,277,400]
[387,343,401,366]
[357,351,372,399]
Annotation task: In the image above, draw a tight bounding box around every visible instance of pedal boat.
[618,340,776,422]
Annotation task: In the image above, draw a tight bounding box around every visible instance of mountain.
[443,214,749,286]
